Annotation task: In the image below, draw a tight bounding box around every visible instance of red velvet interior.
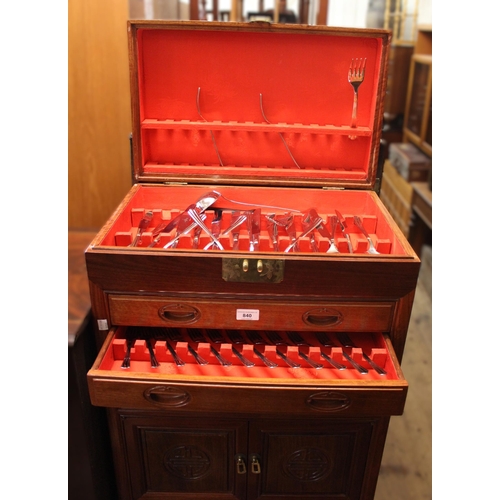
[134,26,384,179]
[97,185,408,255]
[99,326,398,381]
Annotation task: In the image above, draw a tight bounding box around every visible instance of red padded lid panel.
[129,21,391,188]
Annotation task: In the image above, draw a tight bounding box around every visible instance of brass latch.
[222,258,284,283]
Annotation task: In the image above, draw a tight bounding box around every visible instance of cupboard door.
[119,411,248,499]
[248,418,376,500]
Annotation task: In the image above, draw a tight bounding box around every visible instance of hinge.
[322,187,344,190]
[163,182,188,186]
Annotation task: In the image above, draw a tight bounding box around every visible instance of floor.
[375,244,432,500]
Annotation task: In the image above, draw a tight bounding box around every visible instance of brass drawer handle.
[158,304,200,324]
[303,308,342,327]
[306,391,351,412]
[250,454,261,474]
[235,455,247,474]
[143,386,191,407]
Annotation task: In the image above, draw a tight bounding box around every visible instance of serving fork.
[348,58,366,129]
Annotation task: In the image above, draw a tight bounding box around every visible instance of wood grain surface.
[68,0,132,228]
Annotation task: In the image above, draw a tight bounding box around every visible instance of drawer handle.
[235,455,247,474]
[144,386,191,407]
[158,304,200,324]
[306,391,351,412]
[303,308,342,327]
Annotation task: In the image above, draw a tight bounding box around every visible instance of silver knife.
[129,210,153,247]
[284,217,298,252]
[204,211,246,250]
[301,210,320,252]
[249,208,261,251]
[266,214,280,252]
[164,214,206,249]
[308,208,339,253]
[284,215,322,253]
[206,209,223,250]
[230,211,244,250]
[335,210,353,253]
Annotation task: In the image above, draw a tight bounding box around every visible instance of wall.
[68,0,133,229]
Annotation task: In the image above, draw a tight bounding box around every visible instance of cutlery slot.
[99,326,399,381]
[91,186,408,255]
[116,207,391,253]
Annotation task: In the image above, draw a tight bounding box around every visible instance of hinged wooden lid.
[128,20,391,189]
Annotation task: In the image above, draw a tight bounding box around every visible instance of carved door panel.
[120,412,248,499]
[247,418,376,500]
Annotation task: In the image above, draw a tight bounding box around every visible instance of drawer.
[109,295,395,331]
[87,327,407,417]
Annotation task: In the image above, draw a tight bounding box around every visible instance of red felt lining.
[101,327,398,381]
[96,185,405,254]
[133,26,384,178]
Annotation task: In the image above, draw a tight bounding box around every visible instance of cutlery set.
[119,327,386,375]
[127,191,383,254]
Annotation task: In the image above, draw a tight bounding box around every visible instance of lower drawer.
[88,327,407,417]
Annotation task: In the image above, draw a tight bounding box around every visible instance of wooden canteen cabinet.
[86,21,420,500]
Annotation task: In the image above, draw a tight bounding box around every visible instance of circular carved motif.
[283,448,332,481]
[163,445,210,480]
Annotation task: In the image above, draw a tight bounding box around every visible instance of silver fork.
[316,332,366,374]
[348,58,366,128]
[265,332,300,369]
[121,337,134,369]
[226,330,255,367]
[286,332,323,369]
[337,332,386,375]
[353,216,380,255]
[302,213,319,252]
[206,329,232,367]
[314,332,347,370]
[246,331,278,368]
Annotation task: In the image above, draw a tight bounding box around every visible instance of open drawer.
[87,326,407,417]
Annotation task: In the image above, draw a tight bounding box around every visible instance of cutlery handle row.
[115,338,387,375]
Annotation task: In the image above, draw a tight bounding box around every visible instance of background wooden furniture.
[68,0,133,229]
[408,181,432,257]
[403,25,432,157]
[69,231,116,500]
